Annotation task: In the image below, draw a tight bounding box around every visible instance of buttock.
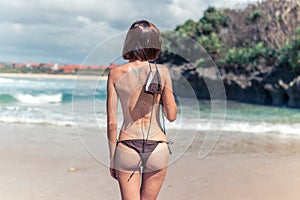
[114,141,169,173]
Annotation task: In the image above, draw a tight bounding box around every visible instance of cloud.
[0,0,259,64]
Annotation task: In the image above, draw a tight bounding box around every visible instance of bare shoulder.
[156,64,170,72]
[157,64,171,78]
[108,63,130,82]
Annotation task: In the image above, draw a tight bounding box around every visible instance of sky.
[0,0,259,65]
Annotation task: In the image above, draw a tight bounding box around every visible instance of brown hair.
[122,20,162,61]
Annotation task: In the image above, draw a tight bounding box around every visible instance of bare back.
[113,61,168,141]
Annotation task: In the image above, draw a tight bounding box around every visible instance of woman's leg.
[140,167,168,200]
[115,143,142,200]
[140,142,169,200]
[117,170,141,200]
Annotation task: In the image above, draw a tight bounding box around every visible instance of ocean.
[1,76,300,136]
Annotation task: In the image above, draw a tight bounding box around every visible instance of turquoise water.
[225,102,300,124]
[0,76,105,126]
[0,76,299,135]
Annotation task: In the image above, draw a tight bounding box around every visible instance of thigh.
[140,167,168,200]
[117,170,141,200]
[140,143,169,200]
[115,143,142,200]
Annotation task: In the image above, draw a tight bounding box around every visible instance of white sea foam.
[0,116,75,126]
[0,105,75,126]
[14,93,63,104]
[220,120,300,135]
[164,118,300,136]
[0,77,15,83]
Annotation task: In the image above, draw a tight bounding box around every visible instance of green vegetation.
[160,0,300,75]
[245,9,262,24]
[224,42,277,70]
[278,26,300,73]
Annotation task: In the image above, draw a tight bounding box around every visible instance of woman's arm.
[106,69,118,172]
[161,68,178,122]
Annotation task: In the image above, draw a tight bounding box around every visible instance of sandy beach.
[0,73,107,80]
[1,123,300,200]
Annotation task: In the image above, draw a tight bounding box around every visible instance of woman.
[106,20,178,200]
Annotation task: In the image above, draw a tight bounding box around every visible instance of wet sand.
[1,123,300,199]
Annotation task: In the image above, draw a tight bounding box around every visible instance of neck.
[129,59,148,65]
[129,58,147,62]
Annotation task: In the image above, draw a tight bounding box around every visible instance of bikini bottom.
[116,139,171,181]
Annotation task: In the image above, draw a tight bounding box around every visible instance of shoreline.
[0,72,108,80]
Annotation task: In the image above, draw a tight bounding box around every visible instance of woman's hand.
[110,160,118,180]
[109,167,118,180]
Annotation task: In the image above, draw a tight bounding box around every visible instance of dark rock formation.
[287,77,300,107]
[172,64,300,108]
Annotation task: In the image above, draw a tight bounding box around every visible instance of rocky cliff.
[171,64,300,108]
